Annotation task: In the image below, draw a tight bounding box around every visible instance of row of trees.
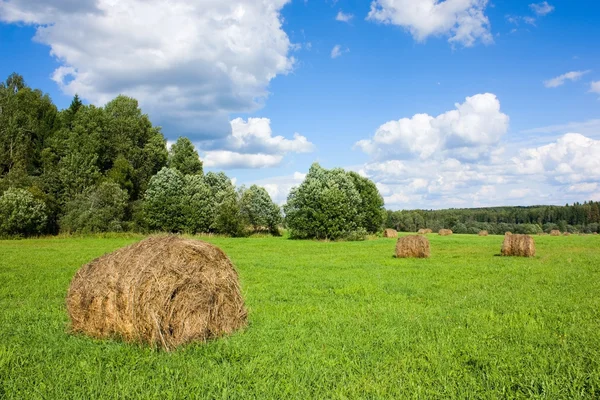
[385,202,600,234]
[0,73,282,237]
[2,73,597,238]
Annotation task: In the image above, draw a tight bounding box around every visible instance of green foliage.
[0,188,47,236]
[59,181,129,234]
[2,235,600,398]
[214,192,246,237]
[143,167,186,232]
[284,163,380,240]
[168,137,203,176]
[181,174,214,234]
[347,171,385,233]
[240,185,282,235]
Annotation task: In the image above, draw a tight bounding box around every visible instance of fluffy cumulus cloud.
[0,0,294,138]
[357,131,600,209]
[201,117,314,169]
[513,133,600,183]
[355,93,509,161]
[247,172,307,204]
[367,0,493,47]
[544,71,590,88]
[353,94,600,209]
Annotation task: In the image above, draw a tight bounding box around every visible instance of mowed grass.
[1,234,600,399]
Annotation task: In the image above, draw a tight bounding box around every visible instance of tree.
[59,181,129,233]
[347,171,385,233]
[168,137,203,175]
[181,174,214,234]
[143,167,186,232]
[284,163,363,240]
[0,188,47,236]
[214,192,245,237]
[240,185,282,234]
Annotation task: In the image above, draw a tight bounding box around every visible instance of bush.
[240,185,282,235]
[0,188,48,236]
[143,167,186,232]
[284,163,380,240]
[60,181,128,233]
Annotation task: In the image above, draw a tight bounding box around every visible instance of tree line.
[1,73,597,238]
[385,202,600,235]
[0,73,283,237]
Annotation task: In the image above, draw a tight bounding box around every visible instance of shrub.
[284,163,371,240]
[0,188,48,236]
[144,167,186,232]
[240,185,282,235]
[60,181,129,233]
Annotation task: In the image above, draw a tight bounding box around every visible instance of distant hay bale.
[501,234,536,257]
[478,230,489,236]
[383,229,398,238]
[550,230,561,236]
[505,232,512,236]
[395,235,430,258]
[563,232,571,236]
[438,229,453,236]
[418,228,433,234]
[66,236,247,351]
[594,232,599,235]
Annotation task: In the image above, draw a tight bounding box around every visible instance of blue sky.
[1,0,599,208]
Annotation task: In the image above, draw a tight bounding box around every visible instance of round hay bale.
[418,228,433,234]
[438,229,453,236]
[563,232,571,236]
[395,235,430,258]
[594,232,598,235]
[478,230,489,236]
[501,234,536,257]
[66,236,247,350]
[505,232,512,236]
[383,228,398,238]
[550,230,561,236]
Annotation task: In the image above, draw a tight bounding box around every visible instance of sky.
[1,0,600,209]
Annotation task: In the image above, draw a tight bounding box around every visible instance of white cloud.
[357,101,599,209]
[200,117,315,169]
[543,70,590,88]
[203,151,283,169]
[331,44,348,59]
[336,10,354,22]
[530,2,554,16]
[513,133,600,183]
[355,93,509,161]
[568,183,598,194]
[0,0,294,138]
[590,81,600,95]
[367,0,493,47]
[226,118,314,154]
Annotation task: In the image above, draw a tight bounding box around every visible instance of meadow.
[1,234,599,399]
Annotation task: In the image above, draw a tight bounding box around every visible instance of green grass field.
[1,234,599,399]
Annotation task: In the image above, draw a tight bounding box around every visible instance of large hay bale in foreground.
[395,235,430,258]
[479,230,489,236]
[383,229,398,238]
[550,230,561,236]
[67,236,247,350]
[505,232,512,236]
[438,229,453,236]
[501,234,536,257]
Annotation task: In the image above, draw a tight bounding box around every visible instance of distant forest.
[1,72,598,238]
[385,203,600,234]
